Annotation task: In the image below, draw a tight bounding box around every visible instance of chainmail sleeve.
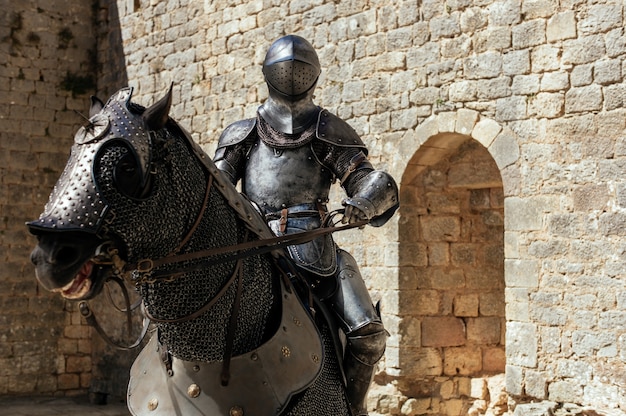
[311,140,373,196]
[214,138,255,185]
[313,139,399,227]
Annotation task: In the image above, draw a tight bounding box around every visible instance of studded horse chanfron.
[27,87,351,415]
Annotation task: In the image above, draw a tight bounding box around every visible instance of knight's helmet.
[259,35,322,134]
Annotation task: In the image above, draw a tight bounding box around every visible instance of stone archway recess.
[374,110,520,415]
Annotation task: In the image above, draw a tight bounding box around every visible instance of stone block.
[487,0,521,26]
[443,347,482,376]
[401,397,431,415]
[512,19,546,49]
[454,293,479,317]
[456,108,479,135]
[490,127,520,169]
[578,4,622,35]
[524,369,547,399]
[570,63,593,86]
[57,373,80,390]
[505,259,539,288]
[430,14,461,40]
[472,118,502,148]
[512,74,540,95]
[503,50,530,75]
[504,197,544,231]
[422,317,466,347]
[422,216,461,243]
[398,289,441,315]
[400,347,443,376]
[530,92,564,118]
[428,242,449,266]
[505,364,523,396]
[66,356,91,373]
[470,377,488,399]
[460,7,488,32]
[563,35,605,65]
[548,380,582,403]
[398,316,421,346]
[540,71,568,92]
[546,11,576,42]
[467,317,502,344]
[606,28,626,58]
[513,402,558,416]
[480,292,505,317]
[436,111,457,133]
[573,184,609,211]
[441,398,465,415]
[506,321,538,367]
[464,52,502,80]
[440,378,455,399]
[473,26,511,53]
[483,346,506,373]
[407,42,440,69]
[594,58,622,85]
[495,95,527,121]
[441,35,472,60]
[522,0,558,18]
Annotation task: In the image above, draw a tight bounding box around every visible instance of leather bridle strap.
[125,219,369,280]
[221,257,244,386]
[172,174,214,254]
[78,276,152,351]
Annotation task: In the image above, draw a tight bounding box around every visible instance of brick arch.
[380,111,519,414]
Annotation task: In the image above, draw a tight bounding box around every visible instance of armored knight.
[214,35,399,416]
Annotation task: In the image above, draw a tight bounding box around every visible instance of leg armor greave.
[329,249,387,416]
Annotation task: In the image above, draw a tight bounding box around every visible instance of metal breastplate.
[243,140,333,214]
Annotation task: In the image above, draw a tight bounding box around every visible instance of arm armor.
[213,118,257,184]
[343,170,399,227]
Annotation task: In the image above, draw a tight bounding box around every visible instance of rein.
[78,275,151,351]
[124,215,368,282]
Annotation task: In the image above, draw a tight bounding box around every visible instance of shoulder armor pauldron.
[217,118,256,149]
[316,109,367,152]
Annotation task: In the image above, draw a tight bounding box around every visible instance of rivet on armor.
[187,383,201,398]
[193,365,200,372]
[229,405,244,416]
[147,398,158,411]
[251,352,258,361]
[281,346,291,358]
[293,317,302,326]
[311,353,320,363]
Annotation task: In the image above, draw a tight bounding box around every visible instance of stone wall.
[0,0,98,396]
[3,0,626,414]
[106,0,626,414]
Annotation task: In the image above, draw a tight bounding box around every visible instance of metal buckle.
[137,259,154,273]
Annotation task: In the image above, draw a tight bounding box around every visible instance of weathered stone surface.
[6,1,626,414]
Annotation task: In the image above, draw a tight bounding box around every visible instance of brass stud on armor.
[187,383,201,398]
[147,398,158,411]
[230,405,244,416]
[281,346,291,357]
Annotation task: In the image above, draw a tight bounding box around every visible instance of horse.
[27,86,353,415]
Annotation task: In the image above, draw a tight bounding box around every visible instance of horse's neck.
[145,173,280,363]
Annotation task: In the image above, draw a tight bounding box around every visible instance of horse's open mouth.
[56,261,94,299]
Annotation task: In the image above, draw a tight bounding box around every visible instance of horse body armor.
[128,278,323,416]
